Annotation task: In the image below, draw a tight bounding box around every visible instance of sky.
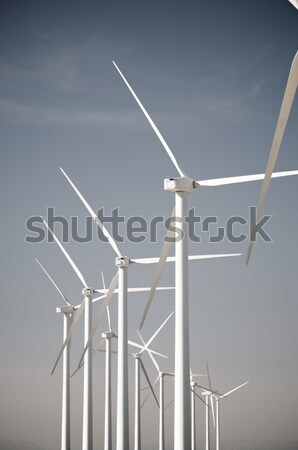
[0,0,297,449]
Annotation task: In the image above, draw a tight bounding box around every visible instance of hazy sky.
[0,1,297,449]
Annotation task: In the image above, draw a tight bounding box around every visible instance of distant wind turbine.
[132,311,173,450]
[35,259,75,450]
[212,381,249,450]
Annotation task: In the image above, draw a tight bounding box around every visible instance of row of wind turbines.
[37,3,298,447]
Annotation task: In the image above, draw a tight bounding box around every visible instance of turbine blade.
[51,302,85,375]
[192,389,208,407]
[93,337,106,353]
[72,340,107,377]
[137,331,160,373]
[196,170,298,187]
[71,361,84,377]
[73,294,105,309]
[77,272,118,369]
[101,271,106,290]
[246,51,298,263]
[60,167,122,258]
[42,217,88,288]
[95,286,175,293]
[132,253,241,264]
[141,311,174,353]
[139,209,176,329]
[139,358,159,408]
[206,361,212,392]
[35,258,71,306]
[289,0,298,10]
[165,398,175,410]
[220,381,249,398]
[136,331,146,346]
[101,270,112,332]
[129,338,167,358]
[210,395,215,427]
[113,61,185,177]
[141,375,159,409]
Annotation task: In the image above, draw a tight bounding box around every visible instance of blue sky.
[0,1,297,449]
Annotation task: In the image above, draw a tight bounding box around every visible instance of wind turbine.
[140,337,175,450]
[190,369,208,450]
[132,311,173,450]
[212,381,249,450]
[41,217,117,450]
[199,362,217,450]
[246,48,298,263]
[112,61,298,449]
[35,258,74,450]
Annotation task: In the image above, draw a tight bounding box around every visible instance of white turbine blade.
[289,0,298,10]
[138,331,160,373]
[128,338,167,358]
[137,331,146,347]
[206,361,212,391]
[101,271,106,291]
[42,217,88,289]
[139,358,159,408]
[73,294,105,309]
[60,167,122,258]
[220,381,249,399]
[165,398,175,410]
[196,170,298,187]
[210,395,215,427]
[101,270,112,332]
[71,338,106,377]
[139,209,176,329]
[51,302,85,375]
[141,375,159,409]
[205,361,215,425]
[132,253,241,264]
[140,311,174,354]
[192,389,208,407]
[246,51,298,263]
[77,272,118,369]
[92,337,106,353]
[95,286,175,293]
[35,258,71,306]
[71,361,84,377]
[113,61,185,177]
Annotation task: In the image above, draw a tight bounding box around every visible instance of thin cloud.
[0,97,140,126]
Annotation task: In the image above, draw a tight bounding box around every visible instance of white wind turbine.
[41,217,118,450]
[141,338,175,450]
[112,61,298,449]
[35,258,75,450]
[132,311,173,450]
[246,47,298,263]
[212,381,249,450]
[190,370,208,450]
[59,168,235,450]
[199,362,217,450]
